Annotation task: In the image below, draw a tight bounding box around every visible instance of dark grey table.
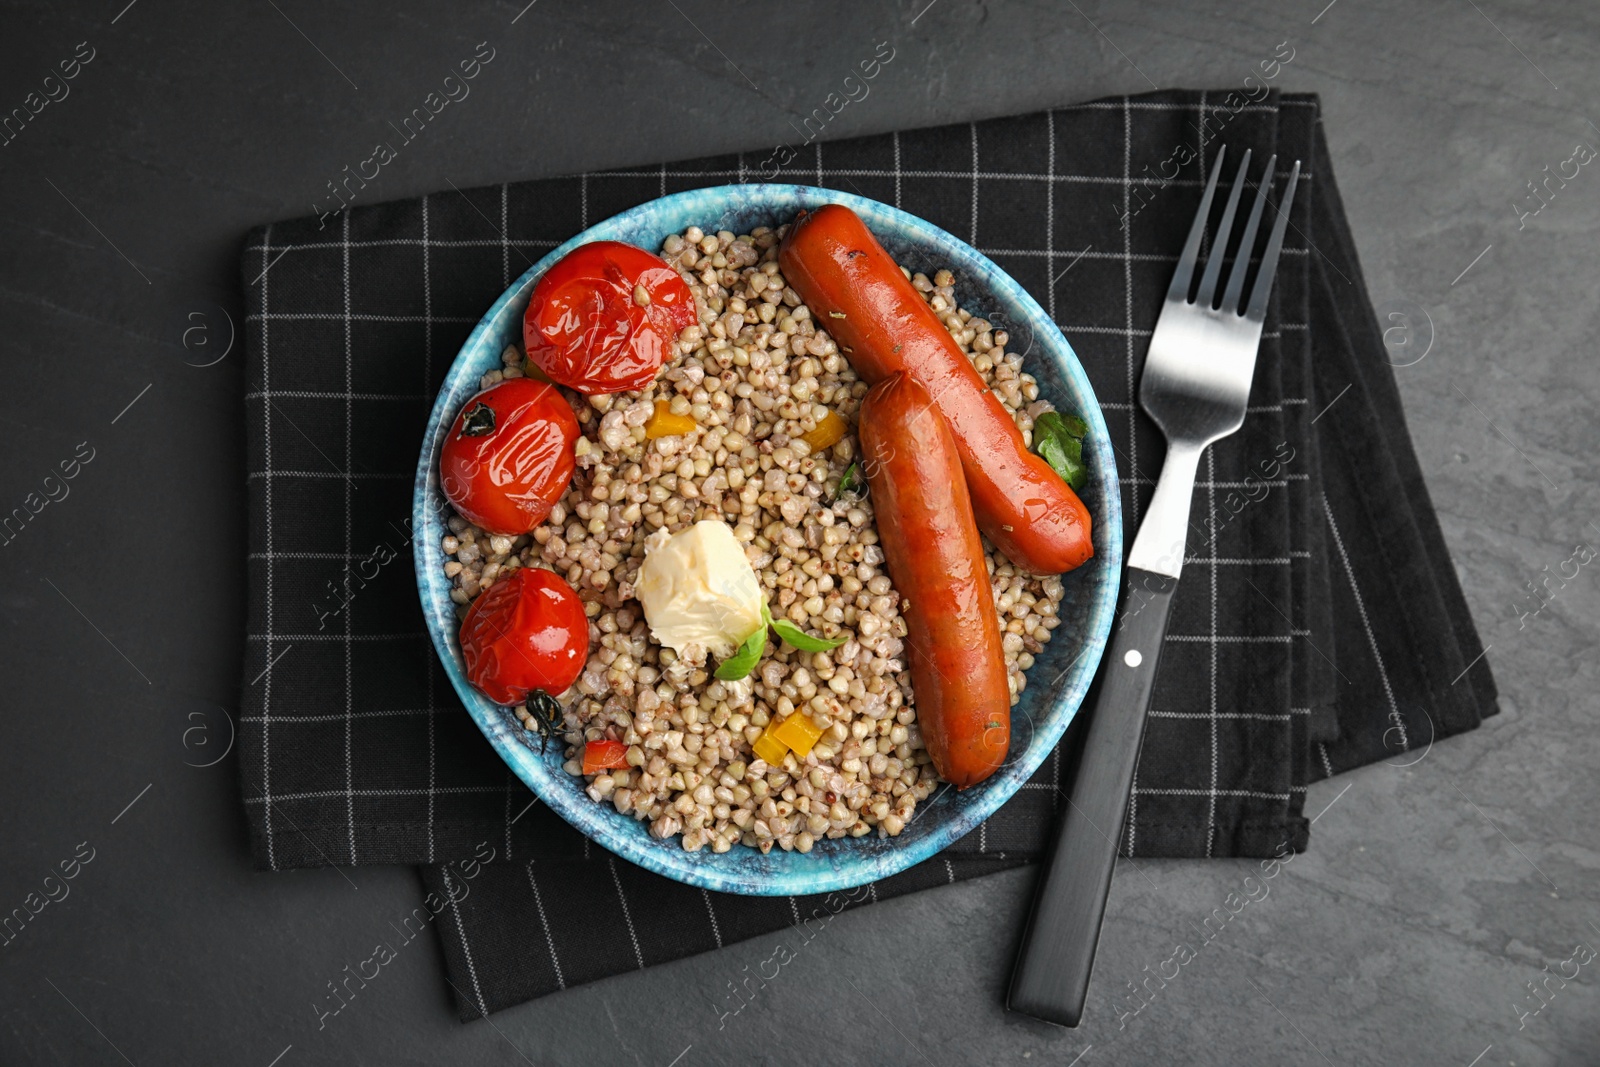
[3,2,1596,1064]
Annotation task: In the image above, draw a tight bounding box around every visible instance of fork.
[1008,146,1301,1028]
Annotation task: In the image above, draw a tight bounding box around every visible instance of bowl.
[414,184,1122,895]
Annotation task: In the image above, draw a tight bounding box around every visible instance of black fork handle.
[1007,566,1178,1027]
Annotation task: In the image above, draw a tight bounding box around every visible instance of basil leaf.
[834,462,864,500]
[771,617,847,652]
[1035,422,1070,471]
[1034,411,1067,441]
[1033,411,1089,491]
[714,624,767,680]
[1054,438,1087,490]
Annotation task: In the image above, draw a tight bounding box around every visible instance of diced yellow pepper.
[800,409,848,452]
[645,399,697,439]
[770,713,826,759]
[751,730,788,768]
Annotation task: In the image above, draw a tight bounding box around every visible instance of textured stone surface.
[1,1,1596,1064]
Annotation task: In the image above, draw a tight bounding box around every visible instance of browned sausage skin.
[859,372,1010,789]
[780,204,1093,576]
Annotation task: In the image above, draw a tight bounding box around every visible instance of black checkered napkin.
[238,90,1496,1018]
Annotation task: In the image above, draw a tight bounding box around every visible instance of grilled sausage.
[780,204,1093,575]
[859,372,1010,789]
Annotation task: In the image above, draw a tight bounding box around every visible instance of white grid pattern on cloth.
[245,312,480,323]
[1152,710,1292,722]
[525,862,567,989]
[1121,94,1143,859]
[239,708,450,723]
[245,472,408,484]
[260,224,277,870]
[1109,89,1299,858]
[1046,109,1057,321]
[1165,634,1292,643]
[1136,788,1291,800]
[342,209,357,866]
[946,246,1308,261]
[969,121,979,244]
[506,166,1311,187]
[1100,399,1303,413]
[243,787,510,803]
[242,237,561,251]
[1322,493,1405,747]
[505,771,516,861]
[1207,446,1221,859]
[245,387,430,400]
[442,867,490,1018]
[247,632,424,641]
[1196,93,1217,859]
[608,857,646,970]
[700,888,723,948]
[1122,96,1139,534]
[892,130,902,206]
[1069,328,1301,340]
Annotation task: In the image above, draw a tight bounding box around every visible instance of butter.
[636,520,766,659]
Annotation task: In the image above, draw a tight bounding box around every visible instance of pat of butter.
[636,520,766,659]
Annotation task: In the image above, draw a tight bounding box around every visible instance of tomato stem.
[527,690,563,754]
[458,402,496,437]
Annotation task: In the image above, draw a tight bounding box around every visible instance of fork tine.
[1194,149,1251,309]
[1221,153,1275,315]
[1245,159,1302,321]
[1165,146,1227,304]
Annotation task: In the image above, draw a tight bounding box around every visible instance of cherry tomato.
[523,241,698,394]
[582,739,630,775]
[458,568,589,706]
[440,377,578,536]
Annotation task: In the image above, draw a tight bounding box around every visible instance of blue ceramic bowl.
[414,184,1122,896]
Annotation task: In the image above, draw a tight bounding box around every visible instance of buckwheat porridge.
[439,221,1068,854]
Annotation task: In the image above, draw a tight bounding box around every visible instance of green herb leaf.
[770,617,847,652]
[834,462,864,500]
[1033,411,1088,490]
[714,624,767,680]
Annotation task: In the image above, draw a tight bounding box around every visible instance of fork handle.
[1007,566,1177,1027]
[1127,441,1203,579]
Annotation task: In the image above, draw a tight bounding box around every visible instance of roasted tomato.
[523,241,698,393]
[582,739,630,775]
[439,377,578,536]
[458,568,589,706]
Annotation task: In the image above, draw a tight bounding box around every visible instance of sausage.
[859,372,1010,789]
[780,204,1093,576]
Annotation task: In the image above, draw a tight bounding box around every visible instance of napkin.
[238,89,1496,1019]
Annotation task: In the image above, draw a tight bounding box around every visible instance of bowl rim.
[413,182,1122,895]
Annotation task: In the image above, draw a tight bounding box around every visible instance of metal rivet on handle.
[1124,650,1143,667]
